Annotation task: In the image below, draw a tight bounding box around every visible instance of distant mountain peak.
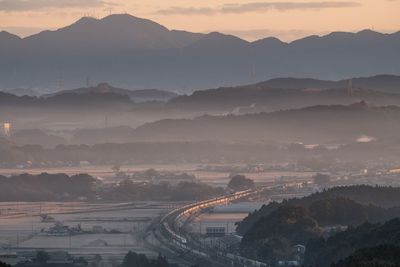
[23,13,203,50]
[189,31,248,49]
[0,30,21,40]
[67,13,168,32]
[324,31,355,38]
[290,29,395,45]
[254,36,284,43]
[350,100,370,108]
[100,13,167,28]
[101,13,147,22]
[289,34,320,45]
[356,29,383,36]
[74,16,98,24]
[251,36,287,48]
[0,14,399,90]
[204,31,247,41]
[94,83,113,93]
[103,13,136,19]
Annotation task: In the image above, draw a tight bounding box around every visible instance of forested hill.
[330,244,400,267]
[0,91,133,108]
[132,103,400,143]
[44,83,178,102]
[238,186,400,265]
[240,197,400,253]
[237,185,400,235]
[305,219,400,267]
[168,75,400,112]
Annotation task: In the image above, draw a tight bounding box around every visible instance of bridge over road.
[149,187,273,267]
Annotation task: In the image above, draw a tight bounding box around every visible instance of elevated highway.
[155,187,271,267]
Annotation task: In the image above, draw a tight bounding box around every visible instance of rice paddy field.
[0,201,176,259]
[0,164,314,262]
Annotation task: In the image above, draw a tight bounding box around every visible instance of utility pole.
[348,78,354,97]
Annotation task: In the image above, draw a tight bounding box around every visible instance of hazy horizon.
[1,0,400,41]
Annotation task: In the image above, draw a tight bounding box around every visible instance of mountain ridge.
[130,102,400,143]
[167,75,400,113]
[0,14,399,91]
[3,18,398,45]
[43,82,178,102]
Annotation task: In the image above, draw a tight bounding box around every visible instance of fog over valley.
[1,7,400,267]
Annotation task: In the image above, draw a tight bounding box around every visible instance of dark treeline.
[0,91,133,109]
[122,251,171,267]
[240,205,320,262]
[238,186,400,265]
[0,173,223,202]
[0,141,282,166]
[330,244,400,267]
[14,250,88,267]
[240,198,400,260]
[0,173,97,201]
[2,139,400,170]
[227,174,255,191]
[237,185,400,235]
[306,219,400,267]
[9,250,173,267]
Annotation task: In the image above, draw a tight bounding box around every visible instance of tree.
[90,254,102,267]
[35,250,50,265]
[112,164,121,173]
[154,254,169,267]
[228,174,255,191]
[122,252,170,267]
[313,173,331,188]
[0,261,11,267]
[75,257,88,266]
[122,251,149,267]
[240,206,320,261]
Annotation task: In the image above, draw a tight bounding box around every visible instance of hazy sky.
[0,0,399,41]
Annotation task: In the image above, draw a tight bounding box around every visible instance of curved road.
[152,187,271,267]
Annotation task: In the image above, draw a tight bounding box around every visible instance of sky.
[0,0,399,41]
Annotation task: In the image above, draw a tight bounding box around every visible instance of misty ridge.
[1,13,400,148]
[0,14,399,90]
[3,75,400,111]
[2,74,400,147]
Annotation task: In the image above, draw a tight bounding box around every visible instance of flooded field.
[0,201,177,259]
[0,164,314,263]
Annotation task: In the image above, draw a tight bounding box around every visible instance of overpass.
[154,187,271,267]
